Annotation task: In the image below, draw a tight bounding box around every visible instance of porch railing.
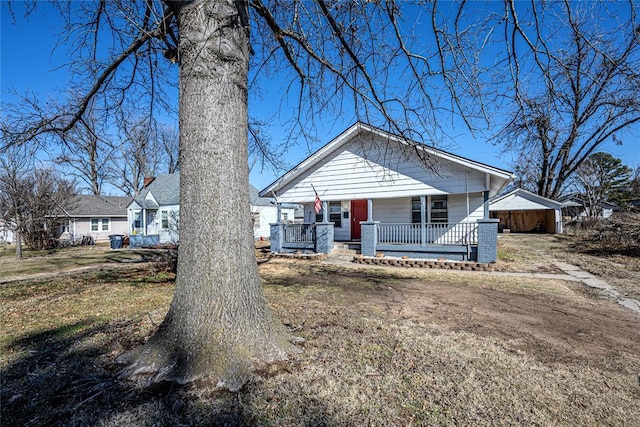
[284,224,316,243]
[377,222,478,245]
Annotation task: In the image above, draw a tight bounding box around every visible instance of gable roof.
[260,122,515,199]
[249,184,273,206]
[131,173,180,208]
[489,188,564,211]
[129,173,271,208]
[62,195,132,218]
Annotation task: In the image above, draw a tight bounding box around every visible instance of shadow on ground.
[0,319,333,426]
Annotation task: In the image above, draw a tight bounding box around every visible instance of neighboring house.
[54,194,132,243]
[249,185,297,240]
[127,174,180,247]
[260,122,515,262]
[489,189,565,234]
[127,173,292,247]
[559,194,619,220]
[0,220,15,244]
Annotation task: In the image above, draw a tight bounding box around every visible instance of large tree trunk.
[120,0,296,391]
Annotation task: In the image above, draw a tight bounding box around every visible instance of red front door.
[351,200,368,240]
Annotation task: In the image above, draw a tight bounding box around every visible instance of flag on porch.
[312,185,322,214]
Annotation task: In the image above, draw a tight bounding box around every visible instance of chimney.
[143,177,155,188]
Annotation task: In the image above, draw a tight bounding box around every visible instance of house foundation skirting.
[129,234,159,248]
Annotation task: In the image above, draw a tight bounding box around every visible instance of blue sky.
[2,2,638,194]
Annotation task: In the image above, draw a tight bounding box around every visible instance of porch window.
[430,195,448,223]
[411,196,448,223]
[133,211,142,229]
[161,211,169,229]
[91,218,110,232]
[316,201,342,227]
[411,197,422,223]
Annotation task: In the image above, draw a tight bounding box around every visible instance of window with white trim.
[91,218,110,232]
[133,211,142,229]
[161,210,169,229]
[316,201,342,227]
[430,195,448,223]
[411,196,448,224]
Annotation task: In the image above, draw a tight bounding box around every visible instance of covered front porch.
[270,197,499,263]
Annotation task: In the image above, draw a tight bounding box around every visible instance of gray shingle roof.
[249,184,273,206]
[133,174,180,207]
[64,195,132,217]
[131,173,273,208]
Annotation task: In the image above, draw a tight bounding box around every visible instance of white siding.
[276,138,488,203]
[449,193,485,223]
[72,217,129,242]
[490,194,555,211]
[372,197,411,223]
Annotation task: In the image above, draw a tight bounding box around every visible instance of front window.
[430,196,448,223]
[161,211,169,229]
[411,196,448,223]
[316,201,342,227]
[133,211,142,229]
[91,218,110,231]
[411,197,422,223]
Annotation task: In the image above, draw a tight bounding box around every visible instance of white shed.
[490,189,564,234]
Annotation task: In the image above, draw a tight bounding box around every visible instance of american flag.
[314,193,322,214]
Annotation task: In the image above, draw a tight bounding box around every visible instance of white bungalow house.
[260,123,515,262]
[489,189,565,234]
[127,173,293,247]
[127,174,180,247]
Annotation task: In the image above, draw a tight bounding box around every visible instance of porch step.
[329,243,359,260]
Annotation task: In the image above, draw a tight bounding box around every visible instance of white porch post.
[483,191,490,219]
[322,201,329,223]
[367,198,373,222]
[420,195,426,246]
[276,202,282,224]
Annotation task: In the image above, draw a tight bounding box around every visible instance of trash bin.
[109,234,124,249]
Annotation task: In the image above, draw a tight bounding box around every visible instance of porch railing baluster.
[377,222,478,245]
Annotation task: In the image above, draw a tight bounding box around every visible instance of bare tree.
[0,146,31,259]
[116,117,180,196]
[0,151,77,255]
[157,123,179,174]
[1,0,498,389]
[118,117,162,196]
[435,1,640,199]
[55,110,119,195]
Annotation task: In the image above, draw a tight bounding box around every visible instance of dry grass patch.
[0,245,157,282]
[2,258,639,426]
[496,232,640,300]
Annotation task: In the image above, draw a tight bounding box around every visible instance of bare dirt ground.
[262,259,640,373]
[1,231,639,425]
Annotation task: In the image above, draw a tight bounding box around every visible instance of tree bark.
[119,0,296,391]
[15,228,22,260]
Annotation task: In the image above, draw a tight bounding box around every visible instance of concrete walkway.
[555,262,640,314]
